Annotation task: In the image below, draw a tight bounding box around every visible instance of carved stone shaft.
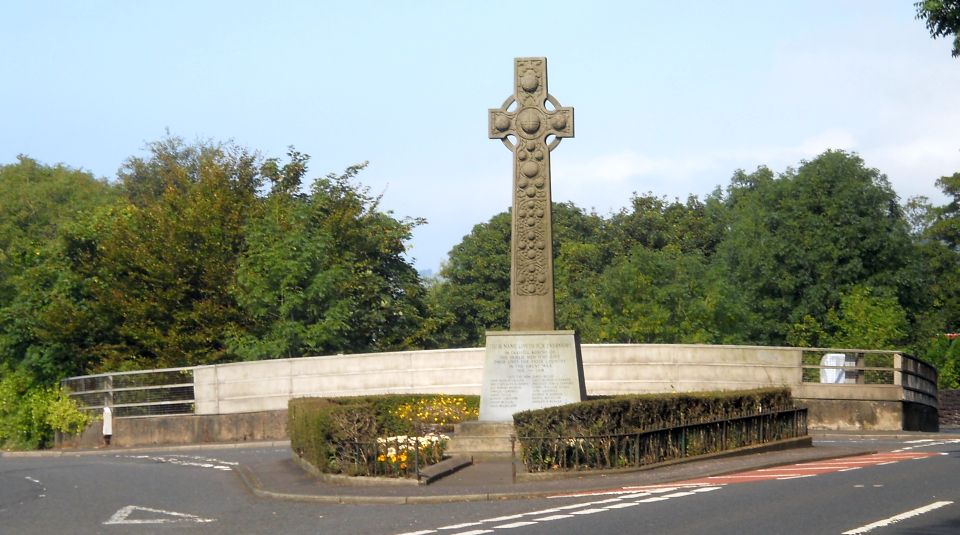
[488,57,574,331]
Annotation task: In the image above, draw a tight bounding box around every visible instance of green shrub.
[513,387,794,438]
[0,367,91,450]
[288,394,480,476]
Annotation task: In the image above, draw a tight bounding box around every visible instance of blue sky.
[3,1,959,272]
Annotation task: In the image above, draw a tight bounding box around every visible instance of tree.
[0,156,116,304]
[60,137,264,370]
[717,151,918,346]
[916,0,960,57]
[230,162,426,359]
[0,157,118,380]
[591,246,748,344]
[425,212,511,348]
[827,285,908,350]
[910,172,960,375]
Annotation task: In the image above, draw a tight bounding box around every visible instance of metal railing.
[62,367,196,418]
[320,435,448,480]
[515,408,808,473]
[800,349,938,408]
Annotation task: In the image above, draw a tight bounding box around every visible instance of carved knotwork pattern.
[515,58,546,109]
[515,197,549,295]
[487,57,574,301]
[514,139,549,295]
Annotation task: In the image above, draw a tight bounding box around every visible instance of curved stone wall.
[194,344,803,415]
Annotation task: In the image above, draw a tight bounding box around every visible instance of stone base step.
[454,421,516,436]
[446,436,514,453]
[417,455,472,485]
[446,421,516,458]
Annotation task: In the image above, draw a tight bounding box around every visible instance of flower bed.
[289,394,478,478]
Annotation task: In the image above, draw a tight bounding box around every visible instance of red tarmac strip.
[676,452,942,485]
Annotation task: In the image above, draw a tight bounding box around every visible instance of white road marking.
[439,522,483,530]
[709,474,800,479]
[23,476,47,499]
[532,514,573,521]
[759,466,846,471]
[122,454,237,471]
[605,502,640,509]
[553,501,613,510]
[619,492,651,499]
[484,514,525,522]
[842,501,954,534]
[395,480,722,534]
[493,521,538,529]
[902,439,934,444]
[547,485,684,499]
[103,505,215,525]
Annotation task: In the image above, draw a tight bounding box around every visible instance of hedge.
[513,388,795,439]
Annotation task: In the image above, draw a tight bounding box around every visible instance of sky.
[3,1,959,273]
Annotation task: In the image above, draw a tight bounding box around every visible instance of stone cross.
[489,57,574,331]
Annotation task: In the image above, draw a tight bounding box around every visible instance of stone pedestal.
[445,421,516,459]
[479,330,586,421]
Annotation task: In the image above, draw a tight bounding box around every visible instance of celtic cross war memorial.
[478,57,587,421]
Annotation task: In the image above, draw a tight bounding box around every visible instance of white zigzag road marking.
[395,482,718,535]
[842,501,954,534]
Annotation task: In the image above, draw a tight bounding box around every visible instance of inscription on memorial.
[477,58,585,423]
[479,332,586,421]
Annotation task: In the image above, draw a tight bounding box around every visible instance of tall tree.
[912,172,960,355]
[62,137,264,370]
[717,151,917,346]
[0,157,117,380]
[916,0,960,57]
[231,162,426,359]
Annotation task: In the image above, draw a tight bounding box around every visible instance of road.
[1,437,958,534]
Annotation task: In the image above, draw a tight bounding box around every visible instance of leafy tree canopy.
[916,0,960,57]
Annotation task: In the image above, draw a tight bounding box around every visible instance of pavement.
[7,430,959,505]
[235,437,880,505]
[233,429,960,503]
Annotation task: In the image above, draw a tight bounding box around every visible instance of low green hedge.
[513,388,795,438]
[288,394,480,475]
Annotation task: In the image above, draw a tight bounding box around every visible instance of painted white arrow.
[104,505,216,525]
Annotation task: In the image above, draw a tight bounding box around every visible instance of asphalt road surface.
[1,437,958,534]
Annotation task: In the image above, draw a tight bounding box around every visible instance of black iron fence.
[329,434,448,480]
[516,408,807,473]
